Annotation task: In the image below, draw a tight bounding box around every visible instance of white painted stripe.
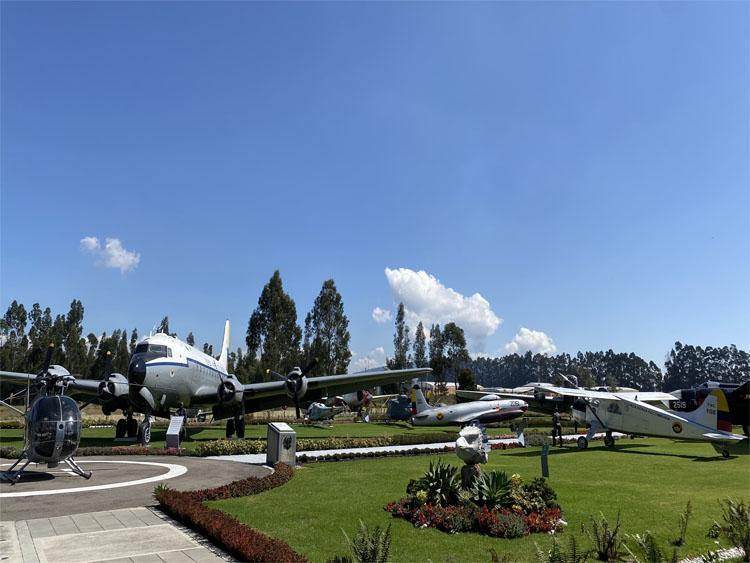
[0,461,187,498]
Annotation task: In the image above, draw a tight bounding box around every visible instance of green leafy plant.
[472,470,512,510]
[713,498,750,562]
[624,531,678,563]
[582,512,623,562]
[342,520,392,563]
[153,482,171,499]
[418,459,459,506]
[669,500,692,547]
[536,535,590,563]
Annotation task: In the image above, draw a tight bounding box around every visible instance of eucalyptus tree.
[303,279,351,376]
[388,302,411,370]
[442,322,470,387]
[413,321,428,368]
[246,270,302,375]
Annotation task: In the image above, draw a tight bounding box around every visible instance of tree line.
[1,270,748,394]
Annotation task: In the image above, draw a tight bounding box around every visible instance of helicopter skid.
[1,454,31,484]
[64,457,92,479]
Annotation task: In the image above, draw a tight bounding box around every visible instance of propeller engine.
[266,358,319,419]
[217,378,244,405]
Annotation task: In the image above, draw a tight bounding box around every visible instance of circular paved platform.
[0,455,271,521]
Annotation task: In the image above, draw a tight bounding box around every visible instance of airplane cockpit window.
[167,347,172,358]
[135,343,148,353]
[149,344,166,356]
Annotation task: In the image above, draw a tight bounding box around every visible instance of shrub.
[536,535,590,563]
[623,531,678,563]
[0,446,20,459]
[418,459,460,506]
[471,470,512,510]
[582,512,623,562]
[155,462,306,562]
[194,439,265,456]
[669,500,692,547]
[713,498,750,562]
[342,520,392,563]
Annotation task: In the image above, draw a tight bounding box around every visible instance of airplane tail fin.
[681,389,732,432]
[411,384,429,415]
[218,319,230,371]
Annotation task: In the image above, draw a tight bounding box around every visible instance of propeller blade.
[42,343,55,374]
[300,357,319,377]
[294,395,301,419]
[265,368,287,382]
[104,351,112,379]
[80,397,98,410]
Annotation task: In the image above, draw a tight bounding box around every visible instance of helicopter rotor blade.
[42,343,55,375]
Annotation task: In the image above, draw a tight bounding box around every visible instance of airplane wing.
[238,367,431,412]
[533,384,675,403]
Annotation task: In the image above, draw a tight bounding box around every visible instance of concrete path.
[0,507,231,563]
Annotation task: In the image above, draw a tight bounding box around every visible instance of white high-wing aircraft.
[410,385,528,427]
[534,383,746,457]
[0,321,431,444]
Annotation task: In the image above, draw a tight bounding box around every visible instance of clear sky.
[1,1,748,372]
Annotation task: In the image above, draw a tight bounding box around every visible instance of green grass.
[208,438,749,563]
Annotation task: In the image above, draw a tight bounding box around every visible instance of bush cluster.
[155,462,307,562]
[384,497,562,538]
[194,439,266,456]
[384,461,564,539]
[77,446,192,456]
[296,446,453,463]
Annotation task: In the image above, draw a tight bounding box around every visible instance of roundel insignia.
[170,368,175,378]
[672,421,682,434]
[436,411,444,421]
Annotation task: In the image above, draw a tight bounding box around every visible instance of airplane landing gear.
[138,417,152,445]
[577,436,588,449]
[604,432,615,448]
[116,419,127,438]
[127,415,138,438]
[225,414,245,439]
[721,449,730,459]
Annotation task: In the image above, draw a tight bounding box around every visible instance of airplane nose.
[128,355,147,384]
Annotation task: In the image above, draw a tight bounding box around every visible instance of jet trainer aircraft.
[0,321,431,444]
[410,385,528,427]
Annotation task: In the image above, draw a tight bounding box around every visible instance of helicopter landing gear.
[64,457,92,479]
[138,417,152,446]
[1,454,31,484]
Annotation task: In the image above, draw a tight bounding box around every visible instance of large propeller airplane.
[0,344,91,482]
[1,321,431,445]
[531,383,746,457]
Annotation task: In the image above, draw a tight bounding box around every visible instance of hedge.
[155,462,308,562]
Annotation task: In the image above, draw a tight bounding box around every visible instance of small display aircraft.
[410,385,528,427]
[0,344,91,483]
[668,381,749,436]
[1,321,432,444]
[533,383,746,457]
[304,401,346,425]
[385,394,413,422]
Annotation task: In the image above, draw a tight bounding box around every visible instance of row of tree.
[1,269,748,395]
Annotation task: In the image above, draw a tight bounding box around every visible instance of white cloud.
[80,236,100,253]
[372,307,392,323]
[80,236,141,274]
[349,346,387,373]
[504,328,557,355]
[384,267,502,343]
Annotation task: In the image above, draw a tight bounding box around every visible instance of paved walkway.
[0,507,230,563]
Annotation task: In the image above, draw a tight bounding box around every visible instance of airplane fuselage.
[127,333,231,416]
[412,398,527,426]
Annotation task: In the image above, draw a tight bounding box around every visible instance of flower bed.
[155,462,307,562]
[384,461,565,539]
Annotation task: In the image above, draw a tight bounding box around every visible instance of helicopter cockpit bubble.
[24,395,83,462]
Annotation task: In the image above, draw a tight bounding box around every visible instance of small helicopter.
[0,343,91,483]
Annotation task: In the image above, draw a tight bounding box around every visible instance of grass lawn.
[208,438,749,563]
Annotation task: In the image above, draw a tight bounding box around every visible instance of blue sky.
[1,1,748,372]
